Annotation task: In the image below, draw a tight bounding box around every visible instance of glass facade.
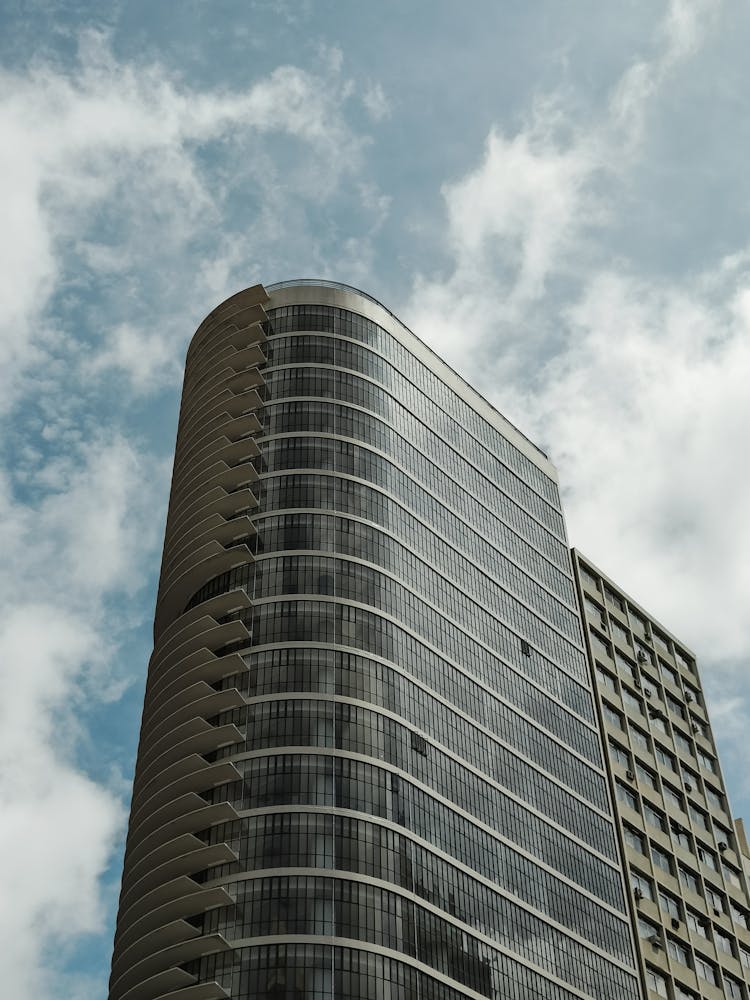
[108,285,643,1000]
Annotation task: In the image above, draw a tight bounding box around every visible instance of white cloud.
[403,0,717,369]
[0,29,371,402]
[363,81,390,122]
[514,262,750,659]
[0,434,167,999]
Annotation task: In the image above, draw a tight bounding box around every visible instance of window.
[612,618,632,647]
[691,716,707,739]
[697,748,716,774]
[715,928,734,956]
[688,802,710,830]
[645,802,667,832]
[681,765,699,794]
[723,862,742,889]
[706,885,725,915]
[632,870,655,901]
[631,726,652,753]
[622,686,644,716]
[609,740,631,768]
[645,966,669,997]
[696,955,717,986]
[659,889,680,919]
[724,975,744,1000]
[739,944,750,970]
[730,902,749,931]
[616,781,639,811]
[706,785,725,813]
[697,844,717,871]
[655,744,677,772]
[667,936,690,966]
[653,844,674,875]
[679,866,700,895]
[623,824,646,854]
[585,594,606,621]
[666,692,686,720]
[675,648,695,675]
[637,761,658,790]
[591,630,612,659]
[674,729,693,758]
[684,683,701,707]
[671,823,691,850]
[616,650,637,681]
[639,916,661,940]
[635,639,654,666]
[659,658,680,687]
[630,609,648,638]
[675,987,699,1000]
[686,909,708,938]
[653,630,671,656]
[597,664,617,691]
[649,710,668,735]
[663,783,685,812]
[580,563,600,591]
[603,701,624,731]
[605,585,626,612]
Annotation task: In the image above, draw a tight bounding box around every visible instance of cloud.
[517,261,750,660]
[0,29,377,402]
[402,0,717,371]
[0,434,167,999]
[362,81,390,122]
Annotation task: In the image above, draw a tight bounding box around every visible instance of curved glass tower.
[108,282,644,1000]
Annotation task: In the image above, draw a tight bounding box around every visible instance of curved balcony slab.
[149,653,247,717]
[115,885,235,957]
[126,801,238,872]
[140,689,245,756]
[112,967,196,1000]
[111,919,200,984]
[130,760,240,837]
[118,844,238,918]
[149,618,249,687]
[163,488,257,562]
[152,982,229,1000]
[155,543,253,641]
[123,833,208,895]
[163,516,256,583]
[135,724,243,794]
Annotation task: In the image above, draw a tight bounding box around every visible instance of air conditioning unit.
[691,723,700,734]
[649,934,662,949]
[684,782,693,793]
[634,887,644,901]
[626,770,636,781]
[685,691,694,703]
[671,917,680,929]
[644,688,653,698]
[637,650,647,663]
[713,907,722,917]
[718,842,728,852]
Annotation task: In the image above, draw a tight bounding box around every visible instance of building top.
[195,279,558,481]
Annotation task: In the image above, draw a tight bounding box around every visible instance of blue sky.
[1,1,750,996]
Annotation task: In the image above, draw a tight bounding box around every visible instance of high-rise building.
[108,281,644,1000]
[572,551,750,1000]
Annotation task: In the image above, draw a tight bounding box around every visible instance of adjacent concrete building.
[573,550,750,1000]
[108,282,643,1000]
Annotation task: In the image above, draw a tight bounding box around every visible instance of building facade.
[573,550,750,1000]
[108,281,643,1000]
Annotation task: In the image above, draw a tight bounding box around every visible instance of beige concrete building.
[572,550,750,1000]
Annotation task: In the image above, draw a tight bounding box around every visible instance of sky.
[1,0,749,996]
